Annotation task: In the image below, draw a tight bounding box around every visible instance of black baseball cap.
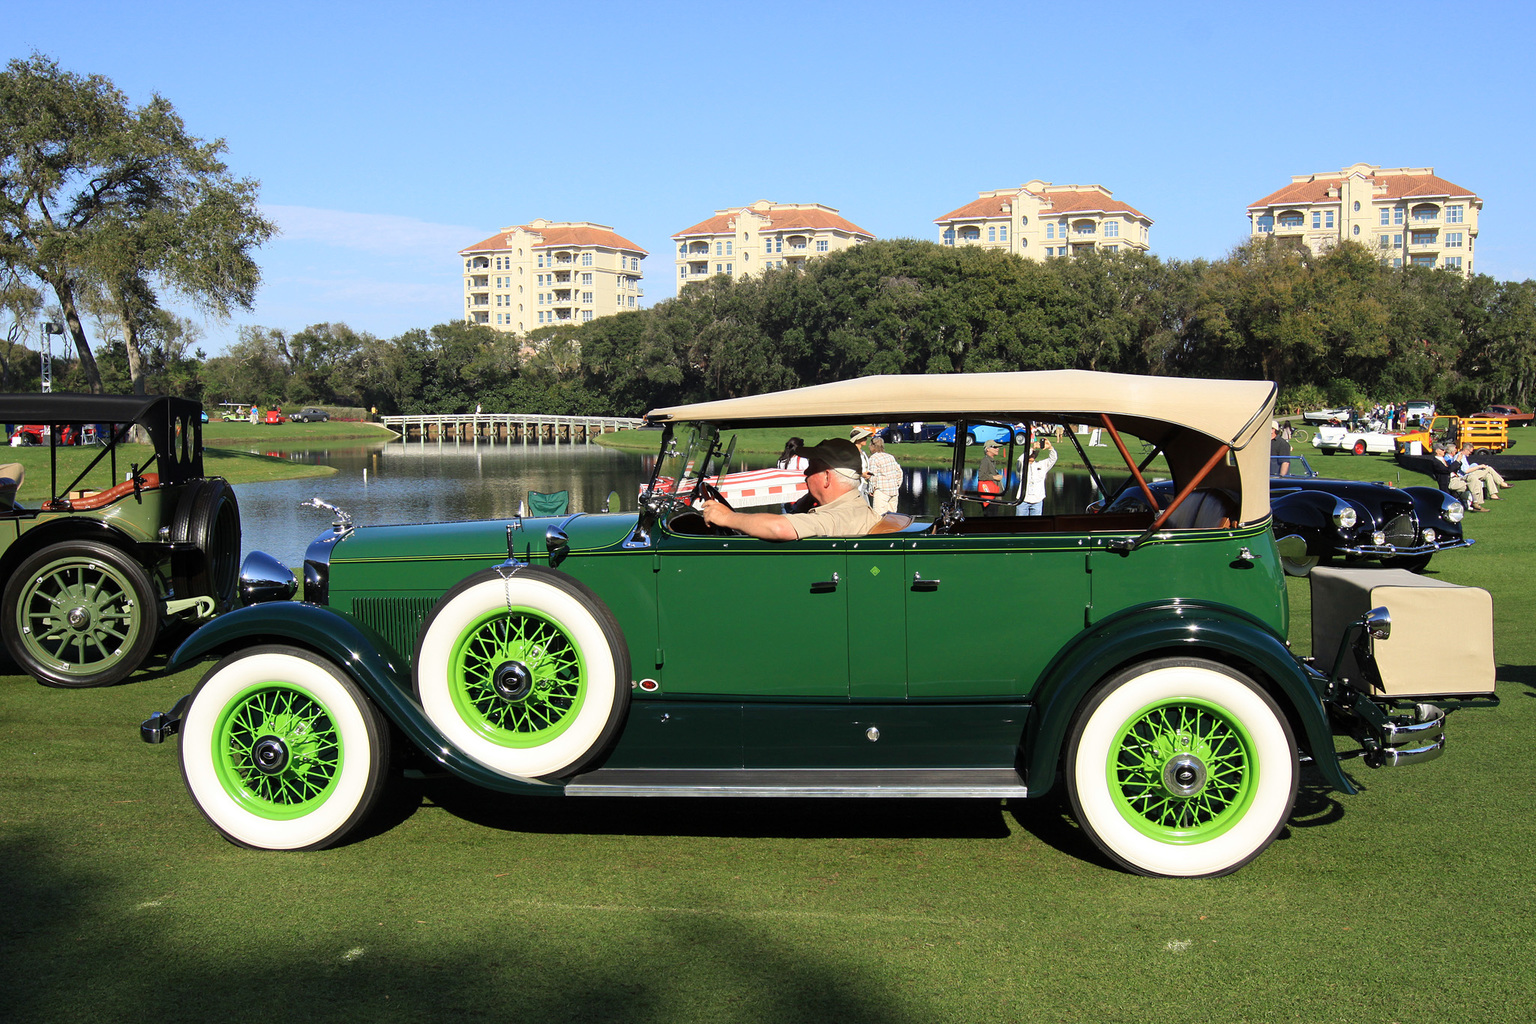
[796,437,863,474]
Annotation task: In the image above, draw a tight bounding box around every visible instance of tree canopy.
[0,52,273,393]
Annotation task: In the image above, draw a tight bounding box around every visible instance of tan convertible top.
[647,370,1279,524]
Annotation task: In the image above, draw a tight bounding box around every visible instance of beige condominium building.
[1248,164,1481,275]
[459,219,647,334]
[673,200,874,287]
[934,181,1152,259]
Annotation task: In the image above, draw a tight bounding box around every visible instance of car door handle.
[912,572,940,591]
[810,572,840,593]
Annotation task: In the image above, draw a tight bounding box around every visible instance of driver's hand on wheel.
[701,500,731,527]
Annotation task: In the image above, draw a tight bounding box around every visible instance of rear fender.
[1023,600,1354,798]
[168,602,560,795]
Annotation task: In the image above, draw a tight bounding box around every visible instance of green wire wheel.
[1067,658,1298,877]
[179,646,389,850]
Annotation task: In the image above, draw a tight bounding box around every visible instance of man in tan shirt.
[702,438,883,540]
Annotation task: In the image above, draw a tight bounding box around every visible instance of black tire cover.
[173,478,242,610]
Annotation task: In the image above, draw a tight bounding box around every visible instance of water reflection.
[233,439,1130,569]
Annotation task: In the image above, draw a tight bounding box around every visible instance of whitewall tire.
[414,567,630,779]
[178,646,389,851]
[1066,658,1298,877]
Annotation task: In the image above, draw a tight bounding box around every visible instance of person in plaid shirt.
[867,436,902,515]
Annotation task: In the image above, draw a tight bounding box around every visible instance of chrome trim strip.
[565,767,1029,799]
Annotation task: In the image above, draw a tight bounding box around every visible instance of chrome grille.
[1382,513,1417,547]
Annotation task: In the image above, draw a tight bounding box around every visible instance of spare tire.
[173,478,242,610]
[414,565,630,779]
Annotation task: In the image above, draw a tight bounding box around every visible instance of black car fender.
[167,601,561,795]
[1020,599,1354,799]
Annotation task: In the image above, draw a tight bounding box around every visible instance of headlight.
[1332,502,1357,530]
[1372,531,1387,546]
[1422,528,1436,544]
[1444,500,1465,524]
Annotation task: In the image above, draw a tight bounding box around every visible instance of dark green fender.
[1021,599,1356,797]
[167,602,562,796]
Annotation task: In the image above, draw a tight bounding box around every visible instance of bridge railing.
[380,412,645,443]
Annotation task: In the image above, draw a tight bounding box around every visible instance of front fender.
[168,602,560,795]
[1022,600,1355,798]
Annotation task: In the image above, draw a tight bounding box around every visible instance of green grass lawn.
[1,447,1532,1023]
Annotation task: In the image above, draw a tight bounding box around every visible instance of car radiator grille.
[349,596,436,664]
[1382,512,1418,547]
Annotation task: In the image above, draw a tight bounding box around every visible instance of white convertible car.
[1313,421,1398,455]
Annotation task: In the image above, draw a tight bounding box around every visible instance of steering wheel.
[699,481,732,511]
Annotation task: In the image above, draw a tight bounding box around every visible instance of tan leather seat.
[869,513,914,535]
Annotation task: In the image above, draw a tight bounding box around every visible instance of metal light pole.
[40,321,62,392]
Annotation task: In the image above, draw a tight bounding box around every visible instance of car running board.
[563,768,1029,799]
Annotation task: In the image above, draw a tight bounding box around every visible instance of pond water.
[231,437,1115,568]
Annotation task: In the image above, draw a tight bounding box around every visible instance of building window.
[1104,245,1118,253]
[999,226,1008,241]
[1046,224,1055,239]
[943,228,955,245]
[1018,238,1027,248]
[959,227,980,241]
[816,240,829,252]
[582,310,594,322]
[582,273,592,285]
[582,292,593,303]
[715,242,723,256]
[1447,205,1464,223]
[1380,209,1390,226]
[1353,201,1361,211]
[725,241,733,255]
[726,264,732,274]
[1446,232,1463,248]
[1257,214,1273,233]
[1444,256,1463,270]
[1352,225,1360,235]
[987,226,996,242]
[716,264,723,273]
[680,267,686,277]
[1104,221,1119,237]
[1278,212,1303,228]
[1412,206,1439,222]
[1074,221,1095,235]
[1393,258,1402,268]
[582,253,593,266]
[1394,208,1404,225]
[1411,254,1436,268]
[1312,211,1320,229]
[1411,231,1436,246]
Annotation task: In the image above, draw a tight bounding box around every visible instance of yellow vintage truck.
[1394,414,1514,456]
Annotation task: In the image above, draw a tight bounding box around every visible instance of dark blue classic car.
[1101,455,1470,576]
[878,421,947,444]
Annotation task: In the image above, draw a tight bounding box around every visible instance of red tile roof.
[935,185,1149,224]
[1249,167,1478,210]
[460,223,647,255]
[673,203,873,240]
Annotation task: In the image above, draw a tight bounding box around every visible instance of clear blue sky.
[9,0,1535,354]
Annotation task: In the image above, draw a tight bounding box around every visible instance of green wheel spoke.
[212,682,344,819]
[449,605,589,748]
[1108,697,1258,844]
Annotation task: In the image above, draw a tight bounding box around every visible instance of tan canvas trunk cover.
[1310,566,1495,698]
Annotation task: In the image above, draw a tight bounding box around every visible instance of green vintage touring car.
[0,394,240,687]
[142,371,1491,876]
